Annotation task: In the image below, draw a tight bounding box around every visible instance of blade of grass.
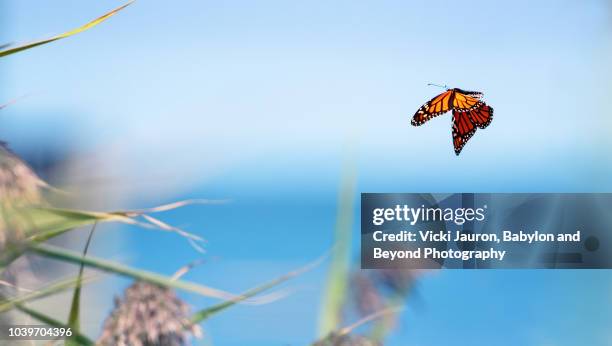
[171,259,205,281]
[0,276,95,313]
[369,291,410,342]
[0,280,33,293]
[24,206,144,243]
[15,304,94,346]
[25,206,206,250]
[0,93,32,111]
[190,252,327,324]
[338,306,403,337]
[28,243,282,304]
[125,199,230,214]
[1,202,210,274]
[0,1,134,58]
[317,155,357,337]
[66,222,97,343]
[0,244,26,276]
[140,214,206,253]
[310,306,403,346]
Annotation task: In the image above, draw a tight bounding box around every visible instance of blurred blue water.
[109,164,611,346]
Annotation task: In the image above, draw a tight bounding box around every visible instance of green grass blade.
[15,304,94,346]
[317,157,357,337]
[28,243,280,304]
[24,207,135,243]
[0,245,25,276]
[0,207,135,271]
[190,253,327,324]
[24,205,205,248]
[0,276,94,313]
[66,222,97,344]
[311,306,403,346]
[1,203,205,275]
[0,1,133,58]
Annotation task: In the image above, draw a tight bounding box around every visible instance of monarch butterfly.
[411,85,493,155]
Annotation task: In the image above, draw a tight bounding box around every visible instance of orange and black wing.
[451,89,481,110]
[466,102,493,129]
[451,109,476,155]
[411,90,453,126]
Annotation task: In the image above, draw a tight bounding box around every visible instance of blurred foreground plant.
[0,1,134,58]
[314,334,379,346]
[0,2,323,345]
[0,143,47,249]
[315,156,422,346]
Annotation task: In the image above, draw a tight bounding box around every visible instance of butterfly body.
[411,87,493,155]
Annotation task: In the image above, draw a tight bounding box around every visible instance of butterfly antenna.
[427,83,449,90]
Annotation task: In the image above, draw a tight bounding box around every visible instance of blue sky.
[2,1,612,345]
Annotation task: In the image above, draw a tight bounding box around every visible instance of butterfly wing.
[451,109,476,155]
[454,88,483,99]
[466,102,493,129]
[411,90,453,126]
[452,89,481,110]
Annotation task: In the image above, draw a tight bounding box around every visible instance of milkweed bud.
[0,143,45,249]
[98,281,202,346]
[313,333,380,346]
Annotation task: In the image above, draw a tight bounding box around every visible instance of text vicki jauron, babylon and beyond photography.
[372,230,581,244]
